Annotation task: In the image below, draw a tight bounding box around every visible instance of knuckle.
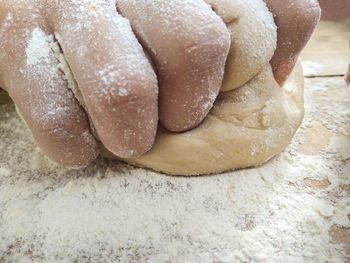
[92,78,157,110]
[180,24,230,67]
[30,105,79,139]
[93,63,157,107]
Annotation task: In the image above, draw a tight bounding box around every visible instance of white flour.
[25,28,52,67]
[0,76,349,262]
[0,1,349,261]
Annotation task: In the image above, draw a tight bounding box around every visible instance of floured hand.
[0,0,320,168]
[264,0,321,86]
[0,0,230,167]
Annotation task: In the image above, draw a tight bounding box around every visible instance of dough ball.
[101,62,304,175]
[205,0,277,91]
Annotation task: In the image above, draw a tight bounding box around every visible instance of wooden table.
[300,19,350,261]
[0,20,349,262]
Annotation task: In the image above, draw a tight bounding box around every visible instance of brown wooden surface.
[301,20,350,261]
[301,19,350,77]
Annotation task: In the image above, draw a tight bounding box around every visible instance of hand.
[264,0,321,85]
[0,0,320,168]
[0,0,230,167]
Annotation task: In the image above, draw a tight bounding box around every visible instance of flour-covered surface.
[301,20,350,77]
[1,18,350,262]
[0,74,349,262]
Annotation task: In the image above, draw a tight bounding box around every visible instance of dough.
[101,0,300,175]
[101,62,304,175]
[205,0,277,91]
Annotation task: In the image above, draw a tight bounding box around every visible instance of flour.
[0,0,349,261]
[0,76,349,262]
[52,32,86,110]
[25,28,52,66]
[302,60,325,76]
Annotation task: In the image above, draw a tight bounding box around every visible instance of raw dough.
[101,0,298,175]
[101,62,304,175]
[205,0,277,91]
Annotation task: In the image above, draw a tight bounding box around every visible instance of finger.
[0,24,98,167]
[48,1,158,158]
[264,0,321,86]
[116,0,230,132]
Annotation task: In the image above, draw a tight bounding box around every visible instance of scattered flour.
[0,1,349,262]
[0,76,349,262]
[118,87,128,96]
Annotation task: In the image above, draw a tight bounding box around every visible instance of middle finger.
[117,0,230,132]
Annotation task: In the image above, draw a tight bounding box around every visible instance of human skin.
[264,0,321,86]
[0,0,320,167]
[346,64,350,87]
[0,0,230,167]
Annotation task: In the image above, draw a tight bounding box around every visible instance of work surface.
[0,21,349,262]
